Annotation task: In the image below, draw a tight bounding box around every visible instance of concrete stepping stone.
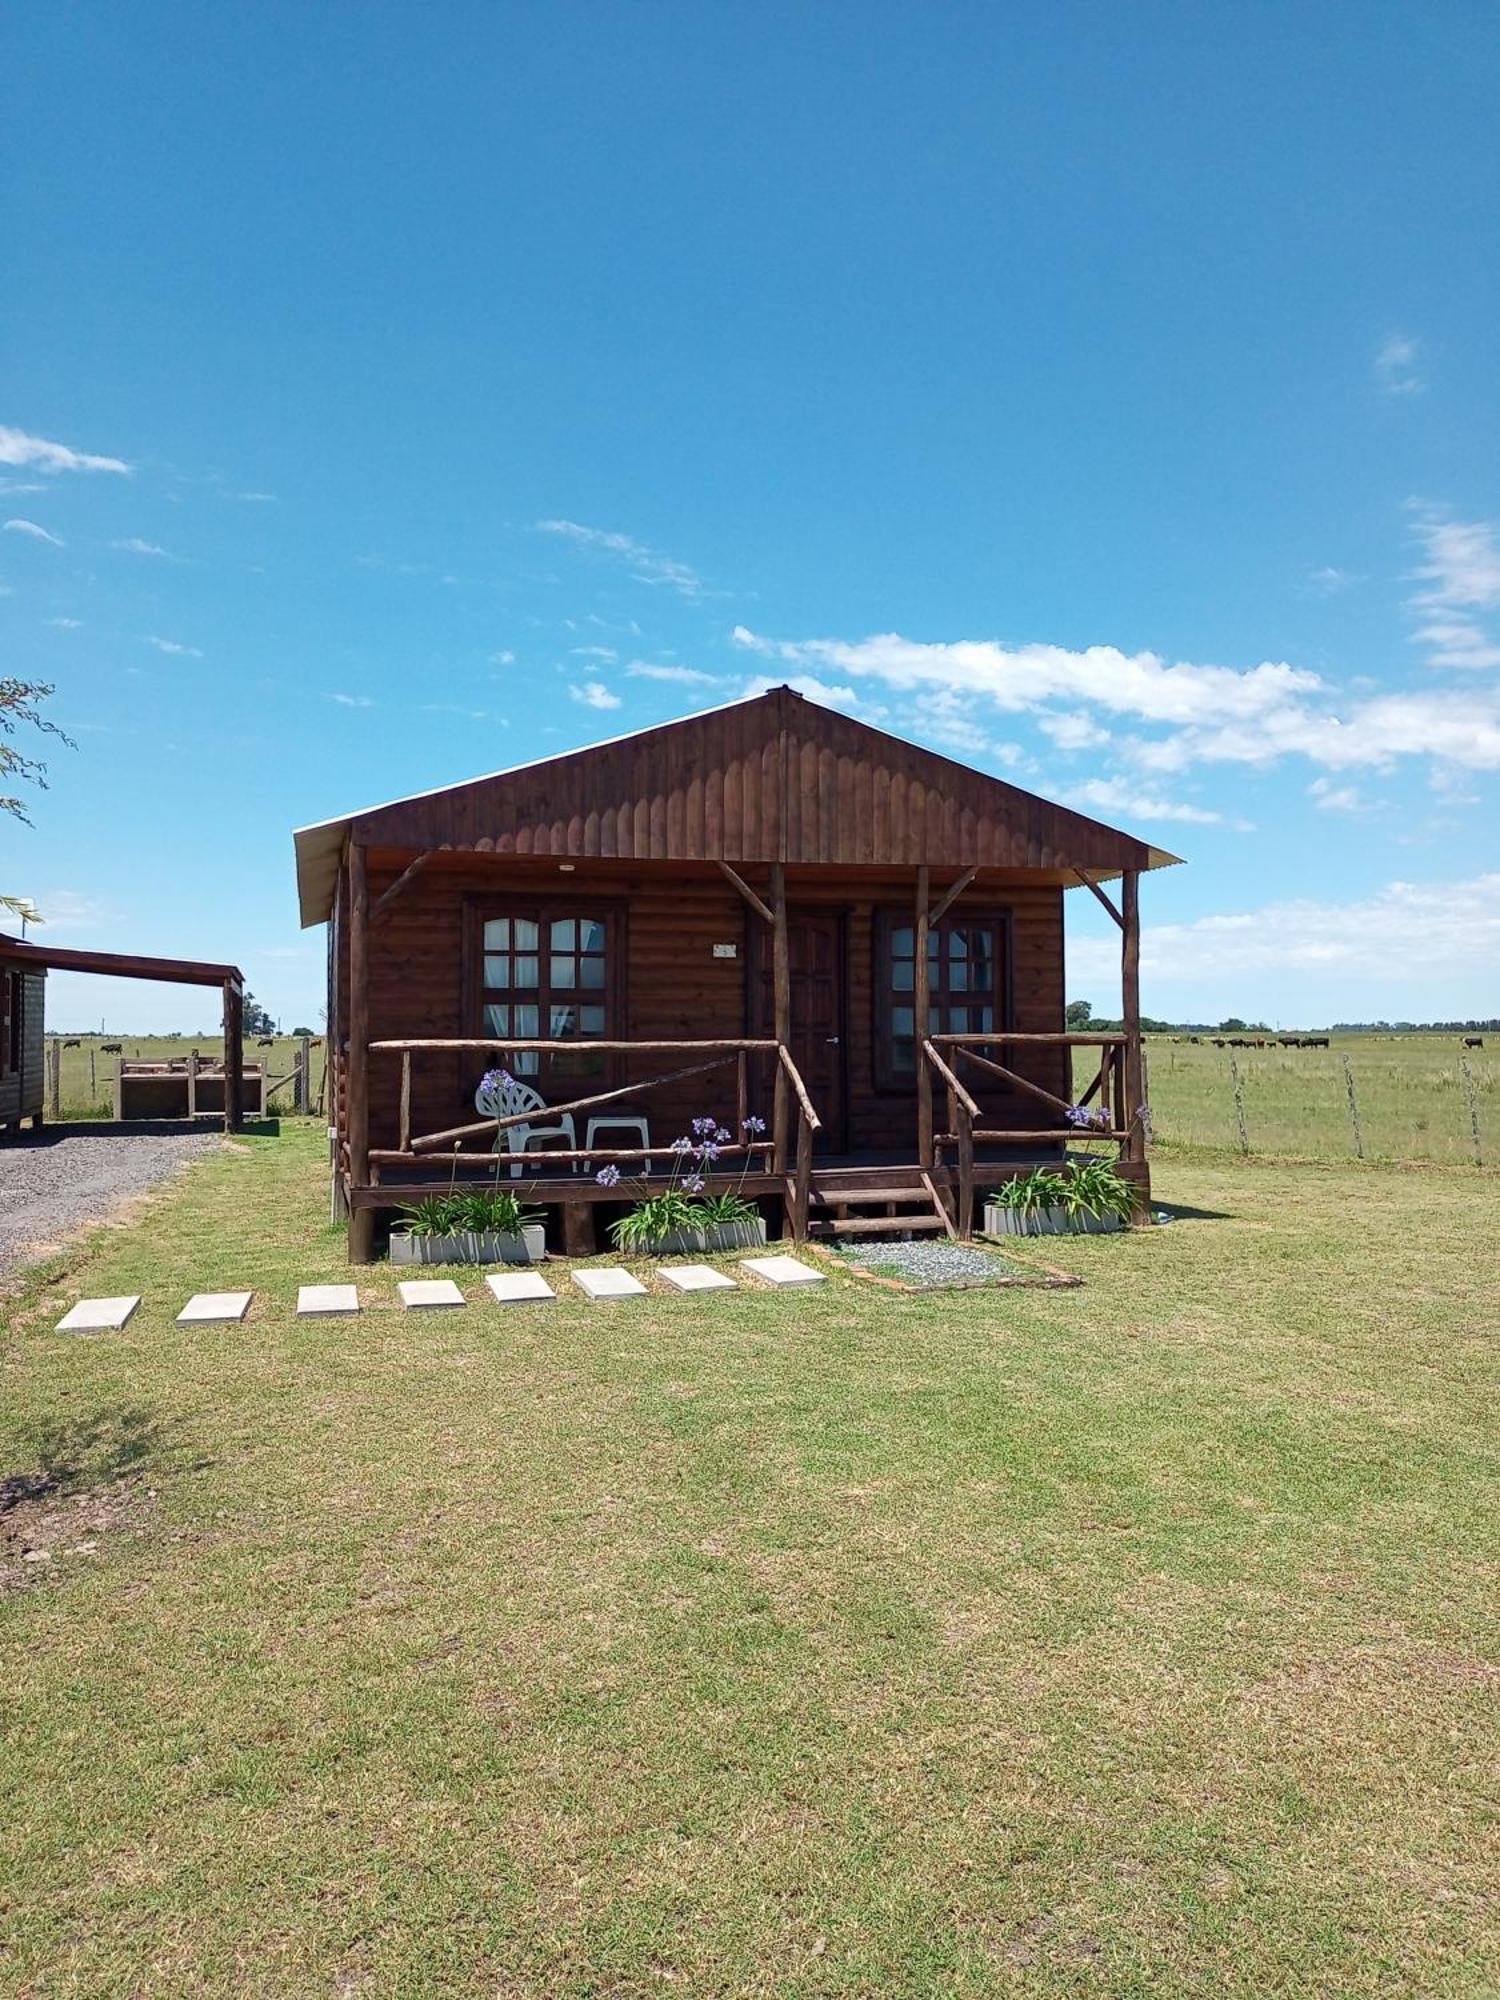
[485,1271,556,1304]
[398,1278,466,1310]
[177,1291,253,1324]
[572,1267,647,1300]
[56,1295,141,1334]
[659,1264,738,1293]
[298,1284,360,1317]
[739,1254,825,1287]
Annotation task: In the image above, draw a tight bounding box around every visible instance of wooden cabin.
[0,935,46,1132]
[293,687,1178,1261]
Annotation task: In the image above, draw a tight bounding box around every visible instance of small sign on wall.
[712,942,739,959]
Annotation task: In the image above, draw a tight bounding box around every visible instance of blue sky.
[5,3,1499,1031]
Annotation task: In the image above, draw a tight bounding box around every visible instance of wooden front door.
[756,910,846,1152]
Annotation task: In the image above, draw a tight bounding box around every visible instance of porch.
[335,1026,1144,1257]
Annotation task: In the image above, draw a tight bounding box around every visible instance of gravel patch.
[828,1236,1031,1289]
[0,1123,221,1276]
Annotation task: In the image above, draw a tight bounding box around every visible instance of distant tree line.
[1067,1001,1498,1036]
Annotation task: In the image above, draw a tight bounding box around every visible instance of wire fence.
[1146,1037,1494,1167]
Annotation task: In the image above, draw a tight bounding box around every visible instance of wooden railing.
[356,1036,824,1239]
[919,1031,1139,1238]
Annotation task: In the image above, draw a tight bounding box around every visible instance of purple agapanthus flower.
[690,1115,717,1137]
[1065,1103,1110,1132]
[670,1134,694,1154]
[741,1115,766,1135]
[684,1174,706,1194]
[595,1164,621,1186]
[481,1066,516,1094]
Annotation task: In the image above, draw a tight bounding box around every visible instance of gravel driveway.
[0,1124,222,1277]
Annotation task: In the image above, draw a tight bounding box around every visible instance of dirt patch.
[0,1473,158,1595]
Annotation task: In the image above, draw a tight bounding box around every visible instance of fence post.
[1460,1054,1483,1167]
[295,1035,311,1115]
[1342,1055,1364,1160]
[47,1038,61,1119]
[1228,1054,1249,1155]
[1140,1045,1153,1149]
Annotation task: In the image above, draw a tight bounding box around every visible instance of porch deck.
[336,1030,1147,1254]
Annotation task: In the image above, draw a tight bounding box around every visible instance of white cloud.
[1405,505,1500,670]
[235,491,278,503]
[1068,776,1226,826]
[626,662,720,686]
[489,649,517,667]
[1308,777,1365,813]
[536,518,704,598]
[20,888,127,933]
[1375,332,1424,397]
[45,616,84,629]
[142,634,204,659]
[733,622,1500,775]
[4,518,64,547]
[570,644,618,661]
[0,425,131,475]
[1072,874,1500,989]
[111,537,176,559]
[570,680,622,710]
[1040,711,1110,751]
[1306,565,1355,596]
[741,670,863,712]
[326,692,373,708]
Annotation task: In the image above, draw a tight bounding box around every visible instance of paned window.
[479,912,611,1082]
[877,912,1007,1084]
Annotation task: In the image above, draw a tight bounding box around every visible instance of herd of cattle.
[1168,1033,1483,1050]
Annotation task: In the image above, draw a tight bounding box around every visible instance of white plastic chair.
[474,1073,577,1178]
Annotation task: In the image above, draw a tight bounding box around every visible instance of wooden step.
[810,1214,949,1237]
[809,1184,930,1206]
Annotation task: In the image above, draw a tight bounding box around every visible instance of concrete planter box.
[389,1224,547,1266]
[653,1217,769,1255]
[984,1204,1125,1238]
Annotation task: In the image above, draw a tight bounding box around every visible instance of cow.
[100,1042,122,1054]
[62,1038,80,1048]
[1463,1036,1484,1049]
[256,1036,275,1048]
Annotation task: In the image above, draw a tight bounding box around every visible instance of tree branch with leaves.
[1,678,75,824]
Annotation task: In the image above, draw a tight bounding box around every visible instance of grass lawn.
[1,1126,1497,1996]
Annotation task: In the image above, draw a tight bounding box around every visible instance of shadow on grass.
[0,1406,192,1511]
[1153,1199,1235,1223]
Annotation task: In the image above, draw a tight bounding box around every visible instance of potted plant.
[1060,1158,1134,1234]
[390,1188,547,1265]
[983,1159,1136,1237]
[596,1114,769,1255]
[984,1166,1071,1237]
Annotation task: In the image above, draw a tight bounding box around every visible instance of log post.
[347,843,374,1263]
[398,1050,412,1154]
[222,982,244,1133]
[295,1035,311,1115]
[914,865,932,1167]
[1120,868,1147,1215]
[736,1048,748,1136]
[47,1036,60,1119]
[770,861,790,1176]
[792,1107,813,1242]
[956,1097,975,1241]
